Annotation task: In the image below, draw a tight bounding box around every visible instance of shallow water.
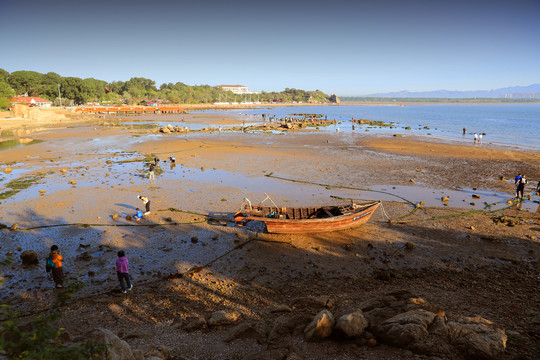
[195,104,540,150]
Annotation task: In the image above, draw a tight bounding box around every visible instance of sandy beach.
[1,111,539,359]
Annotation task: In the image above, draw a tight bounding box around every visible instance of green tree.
[0,68,9,82]
[8,71,43,96]
[0,80,15,109]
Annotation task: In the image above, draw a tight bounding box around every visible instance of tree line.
[0,69,330,109]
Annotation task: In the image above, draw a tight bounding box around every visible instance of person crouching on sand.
[138,195,151,215]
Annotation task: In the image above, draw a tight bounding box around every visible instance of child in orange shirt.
[49,245,64,288]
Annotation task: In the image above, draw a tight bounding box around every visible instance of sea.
[194,104,540,151]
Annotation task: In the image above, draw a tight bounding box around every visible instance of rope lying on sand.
[264,173,526,223]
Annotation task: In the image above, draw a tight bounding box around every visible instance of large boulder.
[20,250,38,265]
[373,309,436,348]
[447,316,507,360]
[85,328,134,360]
[304,310,335,342]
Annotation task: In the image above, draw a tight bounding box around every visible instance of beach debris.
[415,168,424,172]
[393,134,402,137]
[20,249,38,265]
[39,189,46,195]
[492,216,519,227]
[499,176,506,181]
[441,196,449,202]
[409,179,415,183]
[472,194,481,199]
[69,180,77,185]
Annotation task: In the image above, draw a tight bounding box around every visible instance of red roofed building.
[11,96,53,108]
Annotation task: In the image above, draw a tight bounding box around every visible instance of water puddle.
[0,138,43,151]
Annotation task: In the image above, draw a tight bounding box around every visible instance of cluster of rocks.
[83,328,171,360]
[159,290,505,360]
[159,124,189,134]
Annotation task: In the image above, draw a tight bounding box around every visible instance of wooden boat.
[234,198,380,234]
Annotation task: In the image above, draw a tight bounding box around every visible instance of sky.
[1,0,539,96]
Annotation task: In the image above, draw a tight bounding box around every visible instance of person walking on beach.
[516,174,528,199]
[49,245,64,288]
[138,195,151,215]
[514,173,522,197]
[148,162,156,184]
[116,250,133,294]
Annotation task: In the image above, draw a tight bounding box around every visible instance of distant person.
[516,174,528,199]
[536,180,540,194]
[116,250,133,294]
[169,155,176,163]
[138,195,151,215]
[148,162,156,183]
[49,245,64,288]
[474,133,478,143]
[352,124,355,131]
[478,133,483,143]
[154,156,159,165]
[134,208,143,221]
[514,173,522,197]
[463,128,466,135]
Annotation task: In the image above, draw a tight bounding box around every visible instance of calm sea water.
[196,104,540,151]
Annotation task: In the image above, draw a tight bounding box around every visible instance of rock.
[244,348,289,360]
[61,168,67,174]
[181,315,207,332]
[10,223,18,231]
[472,194,481,199]
[4,167,12,174]
[20,250,38,265]
[373,309,436,348]
[291,295,333,309]
[140,344,170,359]
[441,196,449,202]
[405,241,414,250]
[126,215,132,221]
[111,214,119,221]
[85,328,134,360]
[304,310,335,342]
[335,311,369,338]
[447,316,507,360]
[223,323,264,343]
[367,338,378,347]
[160,127,170,134]
[69,180,77,185]
[329,94,340,103]
[122,328,155,340]
[207,310,241,327]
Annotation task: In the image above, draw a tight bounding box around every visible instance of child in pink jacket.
[116,250,133,294]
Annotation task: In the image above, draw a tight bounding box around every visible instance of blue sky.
[1,0,539,96]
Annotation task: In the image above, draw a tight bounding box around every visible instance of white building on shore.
[214,85,258,94]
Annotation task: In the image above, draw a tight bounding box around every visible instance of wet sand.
[1,112,539,359]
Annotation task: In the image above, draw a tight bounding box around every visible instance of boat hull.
[234,201,380,234]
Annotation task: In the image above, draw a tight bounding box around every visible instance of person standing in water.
[516,175,528,199]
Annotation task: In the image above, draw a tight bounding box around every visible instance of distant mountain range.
[364,84,540,99]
